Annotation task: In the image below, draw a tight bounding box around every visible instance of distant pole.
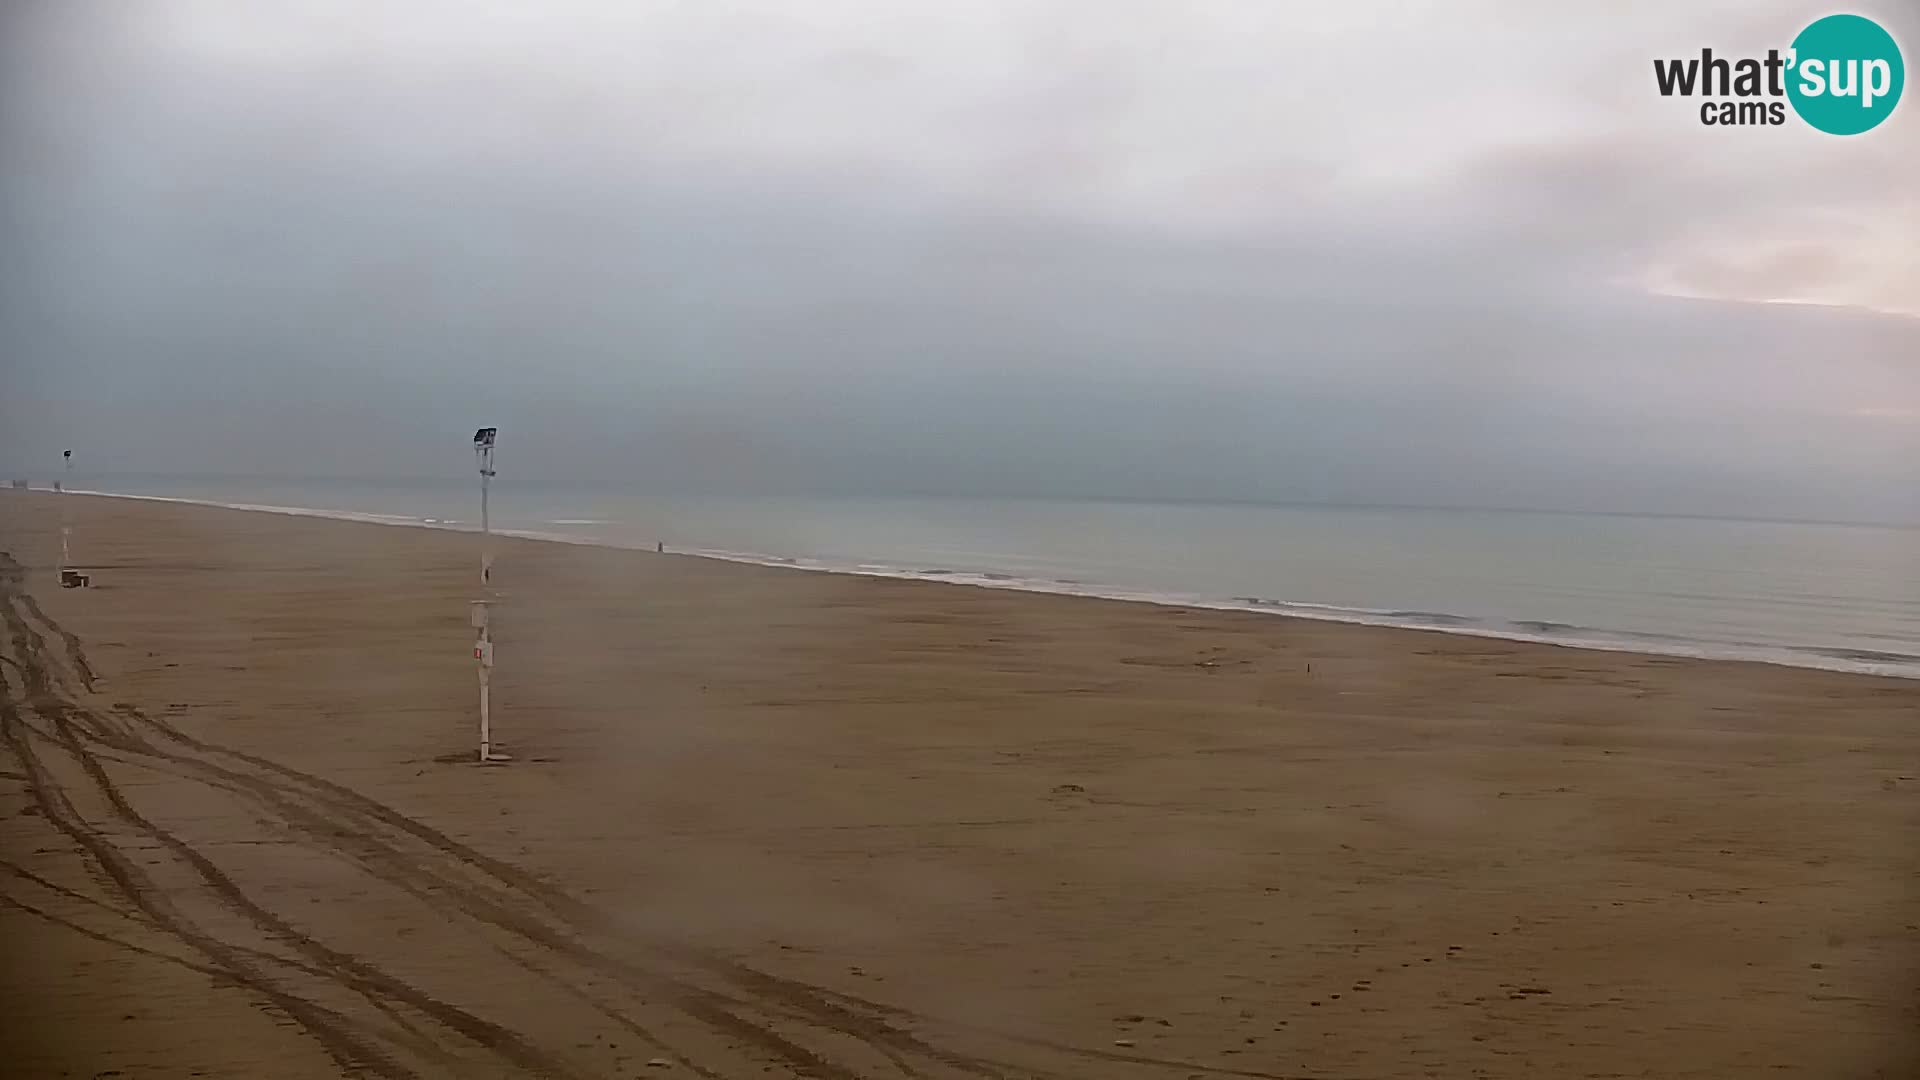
[471,427,506,763]
[59,450,72,580]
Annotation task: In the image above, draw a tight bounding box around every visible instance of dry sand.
[0,490,1915,1079]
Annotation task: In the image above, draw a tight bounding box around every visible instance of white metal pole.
[472,428,502,762]
[479,442,491,761]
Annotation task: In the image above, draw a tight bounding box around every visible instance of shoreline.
[47,486,1920,682]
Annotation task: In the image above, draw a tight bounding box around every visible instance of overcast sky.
[2,1,1917,522]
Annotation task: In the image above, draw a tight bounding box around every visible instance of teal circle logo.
[1787,14,1904,135]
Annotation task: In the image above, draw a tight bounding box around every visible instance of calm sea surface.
[58,474,1920,679]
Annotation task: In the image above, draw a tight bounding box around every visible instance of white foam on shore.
[50,487,1920,681]
[661,547,1920,679]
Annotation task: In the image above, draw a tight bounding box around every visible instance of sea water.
[58,474,1920,679]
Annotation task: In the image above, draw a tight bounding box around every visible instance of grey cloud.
[1,0,1916,524]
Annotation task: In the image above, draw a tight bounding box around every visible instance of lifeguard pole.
[471,426,508,762]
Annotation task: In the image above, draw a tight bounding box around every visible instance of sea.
[44,473,1920,680]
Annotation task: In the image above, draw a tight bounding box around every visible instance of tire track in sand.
[0,550,1309,1080]
[0,556,574,1077]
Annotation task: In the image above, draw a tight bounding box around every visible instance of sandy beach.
[1,490,1915,1079]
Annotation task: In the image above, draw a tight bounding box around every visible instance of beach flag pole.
[472,426,508,763]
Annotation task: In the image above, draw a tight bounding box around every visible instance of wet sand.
[1,490,1915,1079]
